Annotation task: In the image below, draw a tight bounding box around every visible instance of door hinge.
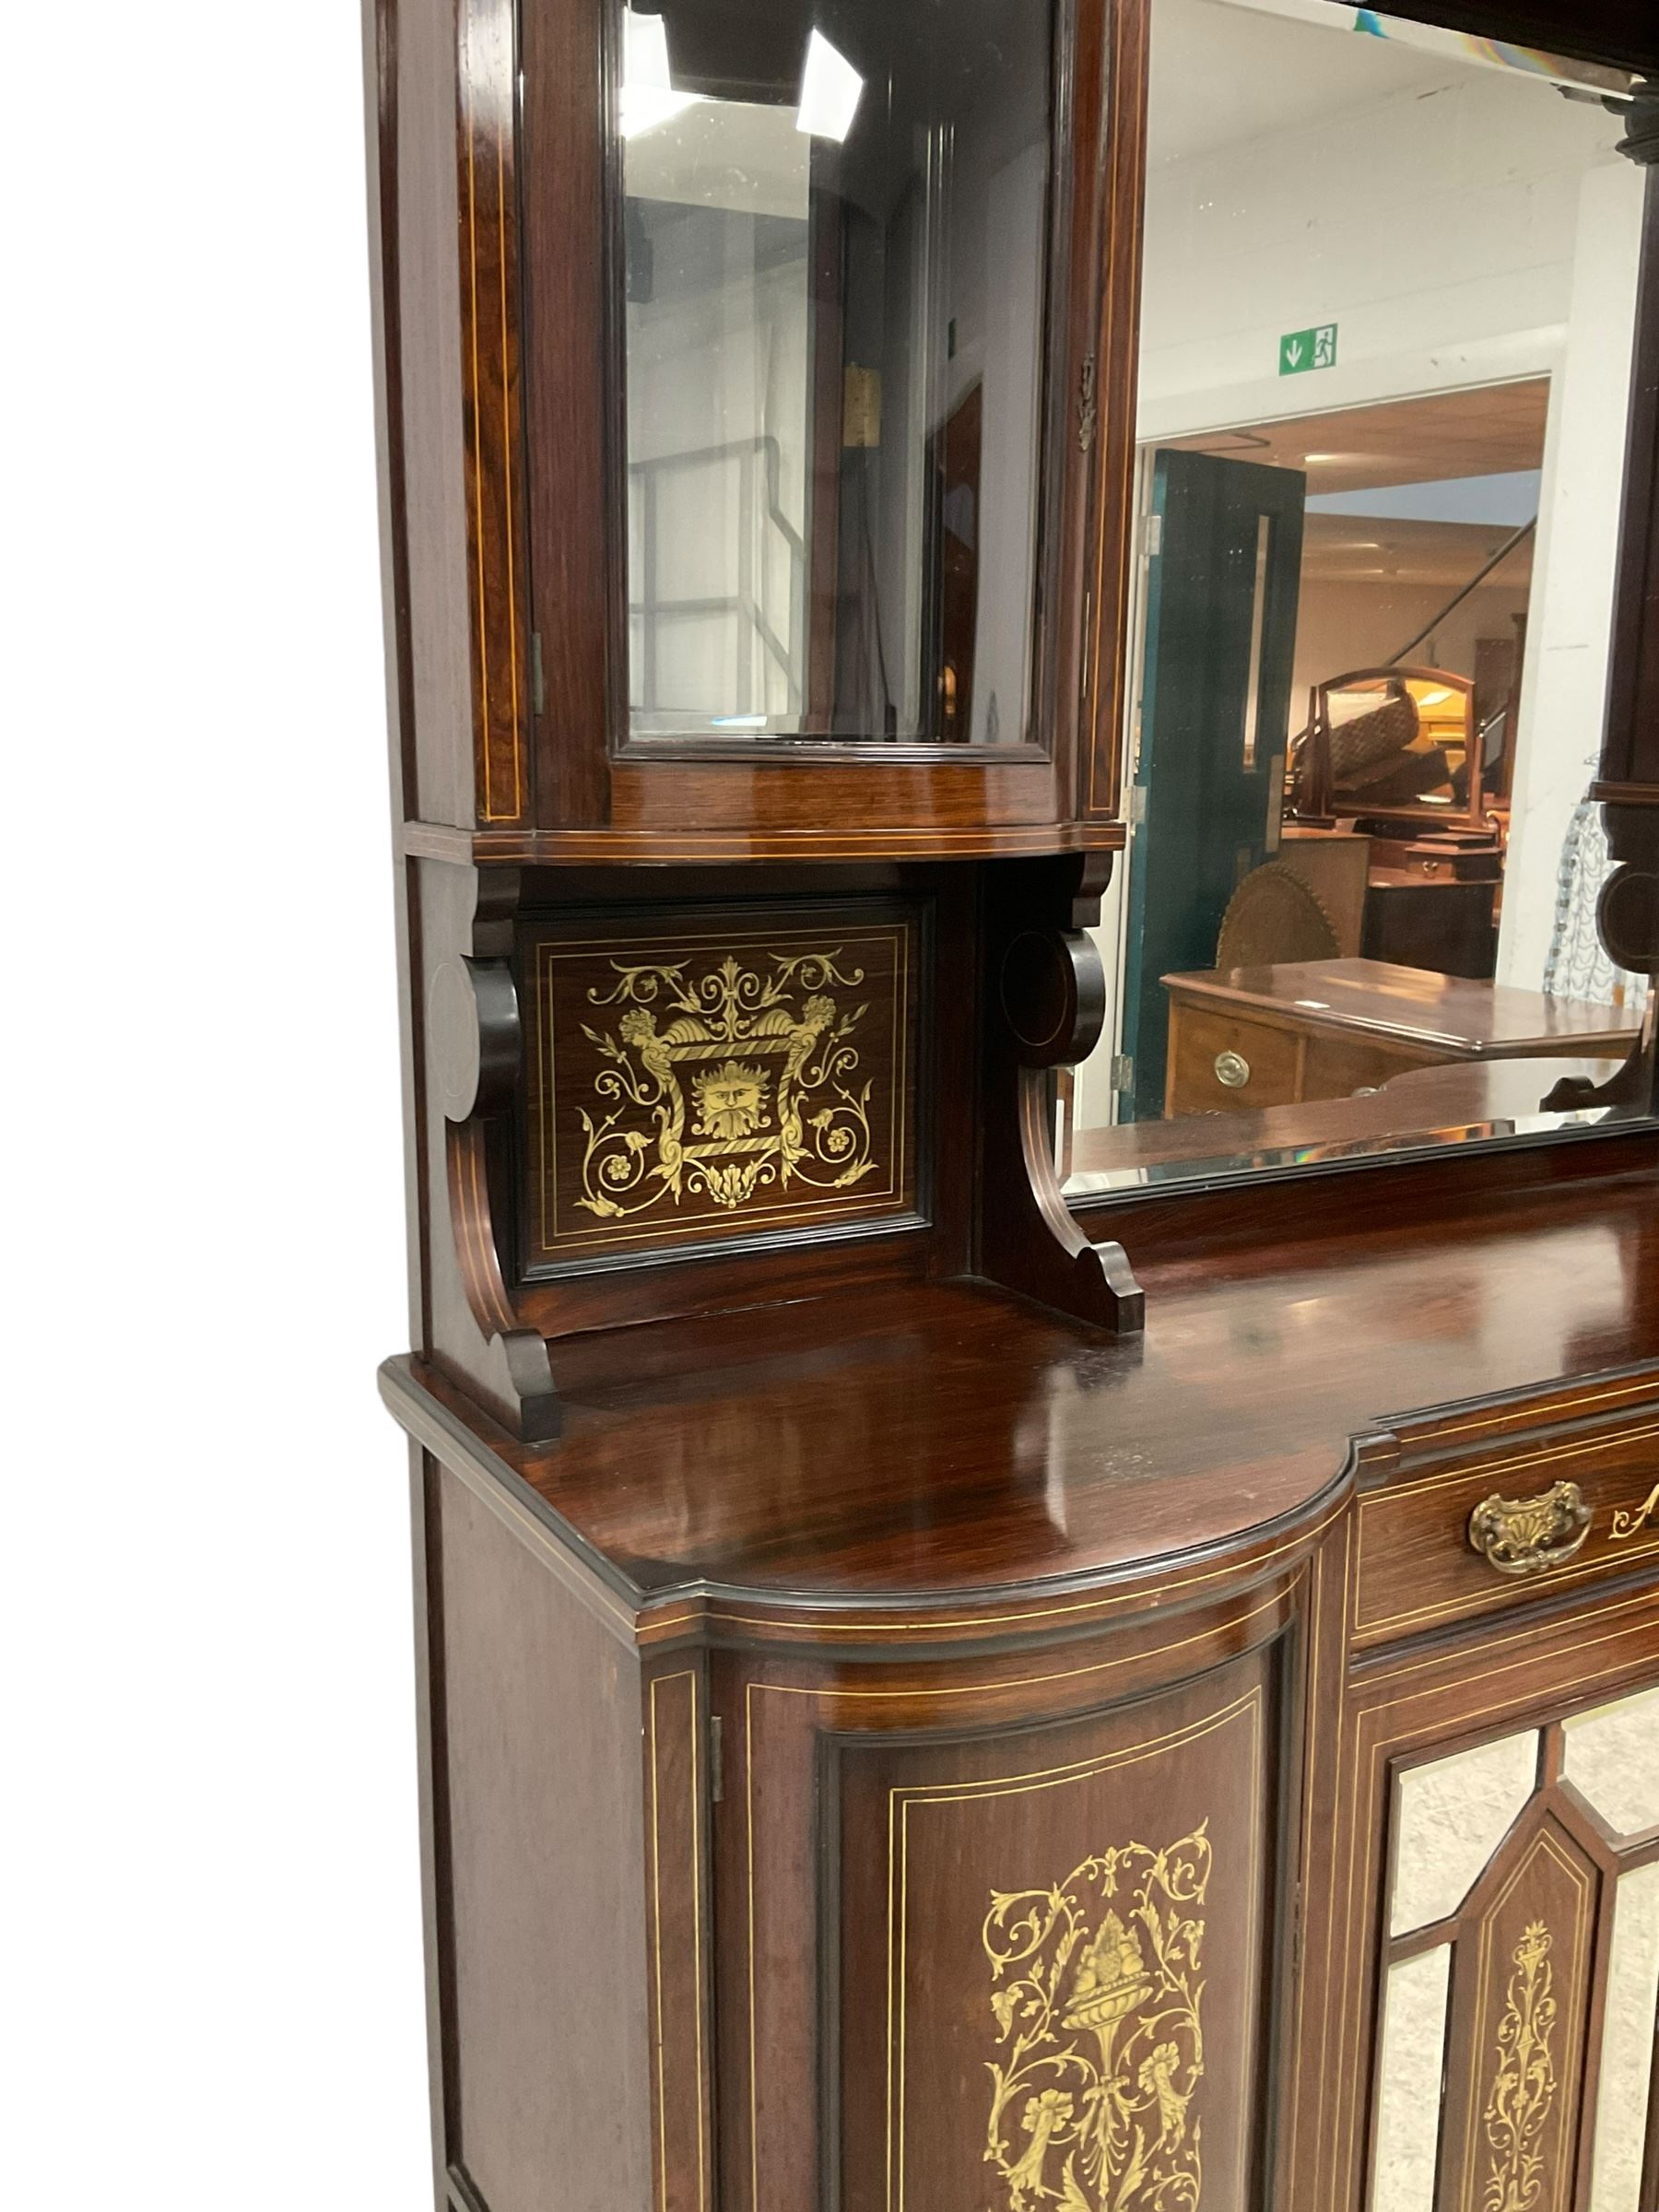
[1144,512,1164,558]
[1291,1881,1303,1972]
[1077,352,1098,452]
[710,1712,724,1804]
[1127,783,1148,826]
[1112,1053,1135,1093]
[530,630,546,716]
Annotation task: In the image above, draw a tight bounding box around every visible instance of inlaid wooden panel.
[835,1652,1280,2212]
[1437,1808,1605,2212]
[519,900,925,1273]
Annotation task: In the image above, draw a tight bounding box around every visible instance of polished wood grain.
[519,0,613,827]
[1163,960,1642,1060]
[455,0,530,826]
[431,1456,653,2212]
[383,1164,1659,1624]
[1080,0,1149,825]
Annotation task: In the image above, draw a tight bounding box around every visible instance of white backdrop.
[5,3,431,2202]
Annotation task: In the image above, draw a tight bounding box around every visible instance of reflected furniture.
[362,0,1659,2207]
[1160,958,1641,1117]
[1288,666,1506,977]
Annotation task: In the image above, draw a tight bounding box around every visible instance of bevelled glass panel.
[1059,0,1655,1199]
[620,0,1051,743]
[1390,1730,1538,1937]
[1371,1946,1452,2212]
[1562,1685,1659,1839]
[1589,1861,1659,2212]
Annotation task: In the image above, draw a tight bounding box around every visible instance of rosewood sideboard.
[362,0,1659,2205]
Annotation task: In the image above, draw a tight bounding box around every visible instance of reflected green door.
[1119,451,1306,1122]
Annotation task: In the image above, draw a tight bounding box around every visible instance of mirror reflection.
[1065,0,1654,1195]
[620,0,1052,742]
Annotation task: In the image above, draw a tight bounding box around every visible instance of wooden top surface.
[1161,959,1642,1058]
[388,1162,1659,1618]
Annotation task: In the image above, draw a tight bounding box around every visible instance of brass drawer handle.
[1214,1050,1251,1089]
[1467,1480,1592,1577]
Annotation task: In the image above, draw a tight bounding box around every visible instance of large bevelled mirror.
[1062,0,1656,1199]
[618,0,1053,744]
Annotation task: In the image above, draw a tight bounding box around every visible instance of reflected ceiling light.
[620,8,699,138]
[796,29,865,143]
[1418,687,1453,707]
[1304,452,1363,465]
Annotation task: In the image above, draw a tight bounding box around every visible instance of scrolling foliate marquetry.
[1480,1922,1558,2212]
[522,907,922,1268]
[983,1830,1211,2212]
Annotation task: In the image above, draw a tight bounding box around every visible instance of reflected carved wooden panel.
[519,901,924,1273]
[835,1653,1279,2212]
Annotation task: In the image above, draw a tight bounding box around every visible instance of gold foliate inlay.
[1610,1482,1658,1541]
[575,949,877,1218]
[1482,1920,1558,2212]
[983,1828,1210,2212]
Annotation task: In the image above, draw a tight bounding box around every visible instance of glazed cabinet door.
[1291,1545,1659,2212]
[712,1594,1299,2212]
[512,0,1147,850]
[1368,1681,1659,2212]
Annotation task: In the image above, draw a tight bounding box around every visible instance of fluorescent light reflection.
[796,28,865,143]
[620,9,699,138]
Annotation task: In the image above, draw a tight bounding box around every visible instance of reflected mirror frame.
[604,0,1084,763]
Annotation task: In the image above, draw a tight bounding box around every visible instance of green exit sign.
[1280,323,1337,376]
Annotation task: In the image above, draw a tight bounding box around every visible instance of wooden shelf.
[384,1168,1659,1630]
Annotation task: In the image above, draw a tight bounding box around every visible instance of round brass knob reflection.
[1214,1050,1251,1089]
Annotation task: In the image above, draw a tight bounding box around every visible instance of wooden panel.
[519,900,925,1272]
[433,1459,653,2212]
[835,1649,1281,2212]
[1436,1809,1605,2212]
[456,0,530,824]
[643,1665,714,2212]
[1301,1033,1431,1101]
[1166,1003,1301,1114]
[1353,1413,1659,1650]
[398,0,477,829]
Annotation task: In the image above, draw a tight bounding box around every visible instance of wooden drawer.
[1166,1004,1301,1114]
[1300,1031,1433,1099]
[1353,1411,1659,1648]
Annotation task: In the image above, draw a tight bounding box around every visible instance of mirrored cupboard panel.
[1061,1,1657,1194]
[620,0,1053,745]
[1370,1690,1659,2212]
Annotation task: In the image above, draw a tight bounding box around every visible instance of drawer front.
[1166,1005,1301,1114]
[1354,1414,1659,1647]
[1300,1031,1433,1099]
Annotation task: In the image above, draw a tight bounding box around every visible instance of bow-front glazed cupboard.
[365,0,1659,2203]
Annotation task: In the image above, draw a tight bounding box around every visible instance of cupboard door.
[1367,1683,1659,2212]
[721,1628,1291,2212]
